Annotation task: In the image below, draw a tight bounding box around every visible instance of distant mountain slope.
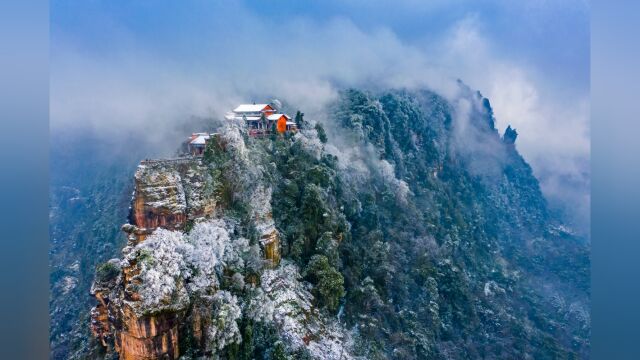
[321,87,589,358]
[49,134,138,359]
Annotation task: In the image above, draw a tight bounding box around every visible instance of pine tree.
[315,123,328,144]
[271,341,289,360]
[305,255,345,312]
[294,110,304,128]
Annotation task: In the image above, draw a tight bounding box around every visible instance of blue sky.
[50,0,590,231]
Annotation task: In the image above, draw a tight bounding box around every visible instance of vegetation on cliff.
[261,87,589,358]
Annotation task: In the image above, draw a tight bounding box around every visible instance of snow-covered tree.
[206,291,243,350]
[125,228,188,309]
[181,219,250,293]
[181,220,231,293]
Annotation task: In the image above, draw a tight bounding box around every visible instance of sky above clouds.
[50,0,590,232]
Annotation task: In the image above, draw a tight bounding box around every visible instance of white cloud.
[50,7,589,232]
[424,17,590,232]
[50,14,457,137]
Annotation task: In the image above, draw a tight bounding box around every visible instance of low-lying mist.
[50,2,589,235]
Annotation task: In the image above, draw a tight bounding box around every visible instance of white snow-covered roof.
[188,132,217,145]
[267,113,291,121]
[286,121,296,125]
[233,104,271,113]
[190,136,208,145]
[227,115,262,121]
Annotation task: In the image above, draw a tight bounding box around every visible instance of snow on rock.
[61,276,78,295]
[135,166,187,213]
[250,185,276,236]
[182,164,217,218]
[219,124,249,163]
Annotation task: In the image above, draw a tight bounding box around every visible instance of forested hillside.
[49,135,138,359]
[270,87,589,358]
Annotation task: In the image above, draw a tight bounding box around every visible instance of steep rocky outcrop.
[89,290,110,347]
[91,230,187,360]
[261,228,281,266]
[251,185,281,267]
[89,127,297,360]
[114,307,181,360]
[90,158,218,359]
[128,159,217,242]
[91,288,182,360]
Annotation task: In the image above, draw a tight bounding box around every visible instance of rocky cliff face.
[92,261,183,360]
[97,159,218,359]
[92,195,190,360]
[111,306,181,360]
[128,159,218,242]
[92,156,246,359]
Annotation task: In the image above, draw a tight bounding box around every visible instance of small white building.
[185,132,217,156]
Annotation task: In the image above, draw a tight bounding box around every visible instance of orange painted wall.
[277,117,287,133]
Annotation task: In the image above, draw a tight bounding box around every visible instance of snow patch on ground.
[484,280,506,297]
[61,276,78,295]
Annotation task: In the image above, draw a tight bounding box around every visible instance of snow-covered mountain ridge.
[84,86,589,359]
